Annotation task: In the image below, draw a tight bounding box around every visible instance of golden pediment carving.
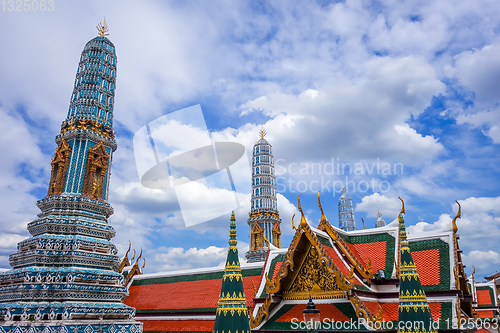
[283,246,344,300]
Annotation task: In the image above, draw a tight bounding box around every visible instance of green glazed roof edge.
[131,267,262,286]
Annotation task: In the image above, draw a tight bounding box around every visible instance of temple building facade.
[245,128,281,263]
[0,23,142,333]
[124,190,494,332]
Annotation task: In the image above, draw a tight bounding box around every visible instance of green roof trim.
[408,238,450,292]
[317,235,332,247]
[354,284,371,292]
[130,267,262,287]
[338,232,396,278]
[437,302,453,329]
[476,286,496,307]
[260,253,286,298]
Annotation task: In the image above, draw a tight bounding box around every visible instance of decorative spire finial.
[398,196,405,215]
[342,186,345,194]
[97,18,109,37]
[362,218,365,230]
[298,193,307,228]
[259,126,267,139]
[317,191,327,225]
[377,210,381,218]
[452,200,461,233]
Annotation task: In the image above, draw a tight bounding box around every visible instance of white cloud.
[154,246,228,272]
[356,193,402,219]
[463,250,500,270]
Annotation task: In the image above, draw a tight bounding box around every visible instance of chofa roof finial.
[452,200,461,233]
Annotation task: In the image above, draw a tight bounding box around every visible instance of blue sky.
[0,0,500,279]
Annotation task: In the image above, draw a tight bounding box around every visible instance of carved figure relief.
[288,246,339,294]
[81,142,109,200]
[47,139,71,196]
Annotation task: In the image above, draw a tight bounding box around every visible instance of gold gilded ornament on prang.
[97,19,109,37]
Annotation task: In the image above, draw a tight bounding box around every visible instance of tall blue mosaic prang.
[0,24,143,333]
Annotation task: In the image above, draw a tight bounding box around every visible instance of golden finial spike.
[137,247,143,261]
[377,211,381,218]
[471,266,475,280]
[291,214,297,231]
[398,197,405,215]
[141,258,146,271]
[259,126,267,139]
[362,218,365,230]
[96,18,109,37]
[298,193,307,228]
[317,191,327,225]
[452,200,461,233]
[342,186,345,194]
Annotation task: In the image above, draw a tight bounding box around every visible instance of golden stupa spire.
[97,18,109,37]
[342,186,345,194]
[259,126,267,139]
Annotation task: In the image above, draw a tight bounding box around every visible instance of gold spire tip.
[452,200,461,233]
[97,18,109,37]
[317,191,327,224]
[259,126,267,139]
[377,210,381,218]
[298,193,307,227]
[342,186,345,194]
[398,196,405,215]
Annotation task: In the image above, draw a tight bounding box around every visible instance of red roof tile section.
[323,245,351,278]
[362,301,399,321]
[477,310,495,319]
[276,304,351,322]
[143,320,214,332]
[477,290,493,306]
[350,242,387,273]
[411,249,440,286]
[125,275,261,310]
[272,261,283,281]
[361,302,442,322]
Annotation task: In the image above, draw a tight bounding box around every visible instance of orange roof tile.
[361,301,442,322]
[411,249,440,286]
[276,304,351,322]
[477,310,495,319]
[125,275,261,310]
[350,241,387,272]
[272,261,283,281]
[477,290,493,306]
[143,320,214,332]
[323,245,351,277]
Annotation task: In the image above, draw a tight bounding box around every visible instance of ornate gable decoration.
[265,194,353,299]
[317,192,373,280]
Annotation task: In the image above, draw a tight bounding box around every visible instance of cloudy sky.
[1,0,500,279]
